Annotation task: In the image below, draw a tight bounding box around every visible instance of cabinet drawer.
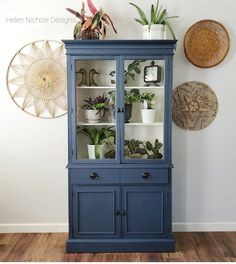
[120,168,168,184]
[70,169,120,184]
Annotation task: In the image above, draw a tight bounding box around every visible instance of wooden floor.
[0,232,236,262]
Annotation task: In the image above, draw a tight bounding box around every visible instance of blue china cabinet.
[63,40,177,253]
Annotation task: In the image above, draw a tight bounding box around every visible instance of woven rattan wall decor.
[172,81,218,130]
[184,20,230,68]
[6,40,67,118]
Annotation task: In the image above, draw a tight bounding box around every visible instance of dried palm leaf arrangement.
[172,81,218,130]
[6,40,67,118]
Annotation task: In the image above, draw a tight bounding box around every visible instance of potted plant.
[108,90,116,122]
[139,92,156,123]
[108,89,140,123]
[129,0,178,39]
[124,138,163,159]
[125,89,140,122]
[81,93,109,123]
[109,60,145,85]
[77,126,115,159]
[66,0,117,40]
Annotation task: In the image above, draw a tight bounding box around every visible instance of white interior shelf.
[79,122,163,126]
[125,122,163,126]
[77,86,164,89]
[79,122,116,126]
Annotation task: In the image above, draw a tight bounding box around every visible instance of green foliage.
[129,0,178,39]
[124,138,163,159]
[109,60,145,83]
[139,92,156,109]
[81,93,110,116]
[124,89,141,104]
[77,126,115,159]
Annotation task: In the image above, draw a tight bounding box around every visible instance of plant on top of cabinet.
[129,0,178,39]
[66,0,117,40]
[125,138,163,159]
[82,93,110,123]
[77,126,115,159]
[109,60,145,85]
[139,92,156,123]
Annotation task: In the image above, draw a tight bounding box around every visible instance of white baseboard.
[1,222,236,233]
[0,223,68,233]
[173,222,236,232]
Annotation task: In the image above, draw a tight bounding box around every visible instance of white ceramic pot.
[87,144,104,159]
[141,109,156,123]
[84,109,101,123]
[143,24,166,40]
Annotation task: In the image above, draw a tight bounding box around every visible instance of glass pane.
[75,60,116,160]
[124,59,165,160]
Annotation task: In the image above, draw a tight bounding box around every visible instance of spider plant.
[66,0,117,39]
[129,0,178,39]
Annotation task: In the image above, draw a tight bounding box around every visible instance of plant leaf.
[151,4,155,23]
[95,144,100,159]
[87,0,97,15]
[103,13,117,33]
[165,20,176,39]
[129,3,149,25]
[135,18,145,25]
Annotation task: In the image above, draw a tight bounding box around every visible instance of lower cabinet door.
[72,185,121,239]
[122,186,167,238]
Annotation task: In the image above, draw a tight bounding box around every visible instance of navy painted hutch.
[63,40,177,253]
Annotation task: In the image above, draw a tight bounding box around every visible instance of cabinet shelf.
[125,122,163,126]
[79,122,116,126]
[76,86,164,90]
[78,122,163,126]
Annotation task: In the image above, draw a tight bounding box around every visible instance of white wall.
[0,0,236,232]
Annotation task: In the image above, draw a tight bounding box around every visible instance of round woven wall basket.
[172,81,218,130]
[184,20,230,68]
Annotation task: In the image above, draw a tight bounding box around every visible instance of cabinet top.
[62,39,177,55]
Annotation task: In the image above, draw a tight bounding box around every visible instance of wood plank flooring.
[0,232,236,262]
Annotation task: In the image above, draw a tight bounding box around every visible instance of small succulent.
[82,93,110,116]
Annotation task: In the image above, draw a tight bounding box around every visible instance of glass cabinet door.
[123,59,165,161]
[75,59,117,161]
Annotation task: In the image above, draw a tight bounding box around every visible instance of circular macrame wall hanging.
[6,40,67,118]
[172,81,218,130]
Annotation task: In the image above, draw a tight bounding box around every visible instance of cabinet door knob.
[117,108,124,113]
[89,173,99,180]
[121,210,127,216]
[114,210,120,216]
[142,172,151,179]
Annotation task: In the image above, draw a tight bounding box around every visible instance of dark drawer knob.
[90,173,99,180]
[114,210,120,216]
[142,172,151,179]
[121,210,127,216]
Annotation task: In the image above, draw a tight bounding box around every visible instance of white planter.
[87,144,104,159]
[143,24,166,40]
[84,109,101,123]
[141,109,156,123]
